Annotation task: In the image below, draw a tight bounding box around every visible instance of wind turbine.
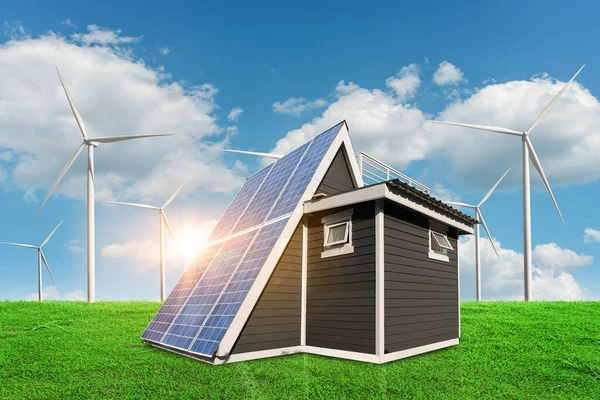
[432,65,584,301]
[34,67,173,303]
[443,169,510,301]
[103,172,193,301]
[221,149,282,159]
[0,221,62,301]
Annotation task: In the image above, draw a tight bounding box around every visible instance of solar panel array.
[142,121,344,357]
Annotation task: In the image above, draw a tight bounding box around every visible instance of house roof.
[385,179,478,226]
[305,179,477,231]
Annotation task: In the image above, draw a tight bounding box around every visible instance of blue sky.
[1,1,599,301]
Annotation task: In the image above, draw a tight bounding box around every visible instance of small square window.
[325,221,349,247]
[428,220,452,262]
[321,208,354,258]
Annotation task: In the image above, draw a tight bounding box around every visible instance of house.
[141,121,476,364]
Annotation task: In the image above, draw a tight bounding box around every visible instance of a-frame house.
[142,121,476,364]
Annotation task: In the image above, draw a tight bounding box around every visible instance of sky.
[1,0,599,302]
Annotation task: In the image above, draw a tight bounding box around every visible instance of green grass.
[1,301,599,399]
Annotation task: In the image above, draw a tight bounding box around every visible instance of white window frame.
[428,219,452,262]
[324,221,350,247]
[321,208,354,258]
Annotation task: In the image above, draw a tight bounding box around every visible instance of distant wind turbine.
[432,65,584,301]
[103,172,193,301]
[35,67,174,303]
[0,221,63,301]
[443,168,510,301]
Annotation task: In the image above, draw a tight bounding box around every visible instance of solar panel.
[161,230,257,350]
[188,217,289,356]
[207,164,274,242]
[231,141,310,234]
[141,243,222,342]
[268,123,342,220]
[142,121,345,358]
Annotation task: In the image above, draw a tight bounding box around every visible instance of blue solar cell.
[231,142,310,233]
[141,243,222,343]
[269,122,343,219]
[188,218,289,356]
[207,164,273,242]
[160,231,257,350]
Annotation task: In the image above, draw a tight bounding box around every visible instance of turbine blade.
[443,201,476,208]
[34,143,86,220]
[41,220,64,248]
[56,67,88,139]
[430,121,523,137]
[0,242,37,249]
[89,134,173,144]
[163,171,194,209]
[526,65,585,135]
[102,200,159,210]
[525,137,565,225]
[162,212,176,240]
[40,250,57,287]
[477,210,500,259]
[220,149,283,160]
[479,168,511,206]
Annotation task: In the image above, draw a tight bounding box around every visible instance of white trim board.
[379,339,459,363]
[375,200,385,358]
[208,339,459,364]
[304,183,474,234]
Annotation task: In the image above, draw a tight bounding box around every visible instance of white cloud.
[269,74,431,169]
[273,97,327,116]
[3,21,30,40]
[61,19,75,28]
[71,24,141,46]
[159,45,170,56]
[532,243,593,271]
[0,26,247,205]
[227,107,243,122]
[584,228,600,244]
[385,63,421,101]
[101,240,158,261]
[26,286,60,301]
[63,289,86,301]
[430,184,461,202]
[64,239,85,254]
[26,286,86,301]
[433,61,464,85]
[459,235,592,300]
[270,65,600,192]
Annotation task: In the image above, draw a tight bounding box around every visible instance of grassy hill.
[0,301,598,399]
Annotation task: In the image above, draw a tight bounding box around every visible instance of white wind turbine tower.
[432,65,584,301]
[443,169,510,301]
[35,67,173,303]
[103,172,193,301]
[0,221,63,301]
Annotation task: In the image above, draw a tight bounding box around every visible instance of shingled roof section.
[385,179,478,226]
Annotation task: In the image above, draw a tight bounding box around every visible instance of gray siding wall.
[306,201,376,354]
[230,224,302,354]
[316,147,356,196]
[383,200,459,354]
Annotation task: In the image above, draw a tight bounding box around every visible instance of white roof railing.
[357,152,430,194]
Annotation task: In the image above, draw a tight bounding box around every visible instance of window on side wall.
[428,220,453,262]
[321,208,354,258]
